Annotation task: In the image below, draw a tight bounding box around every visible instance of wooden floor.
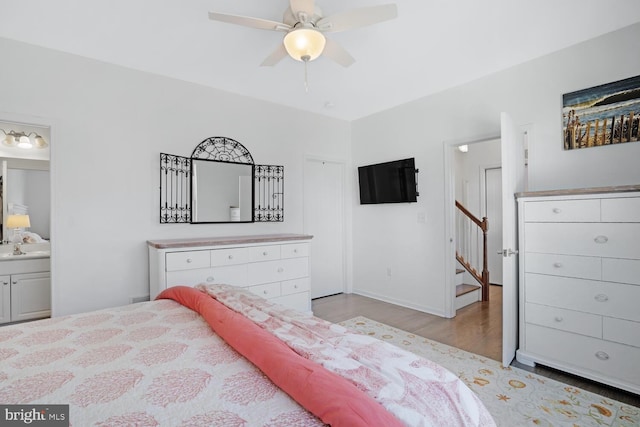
[312,285,640,407]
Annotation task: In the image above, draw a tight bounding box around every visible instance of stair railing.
[455,200,490,301]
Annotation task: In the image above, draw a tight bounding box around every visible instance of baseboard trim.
[351,288,446,318]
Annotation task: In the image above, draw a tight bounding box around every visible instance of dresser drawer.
[524,253,601,280]
[525,303,601,338]
[210,247,248,267]
[281,277,310,296]
[248,245,281,262]
[247,257,309,285]
[249,282,281,299]
[524,199,600,222]
[602,258,640,286]
[603,317,640,348]
[166,265,247,287]
[525,273,640,322]
[601,197,640,222]
[281,243,309,259]
[272,291,310,312]
[524,222,640,259]
[525,324,640,387]
[166,251,210,271]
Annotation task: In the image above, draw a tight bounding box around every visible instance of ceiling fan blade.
[260,45,289,66]
[322,38,355,67]
[289,0,315,21]
[208,12,290,32]
[317,4,397,33]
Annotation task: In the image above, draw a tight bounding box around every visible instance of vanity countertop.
[0,251,50,261]
[147,233,313,249]
[0,242,50,261]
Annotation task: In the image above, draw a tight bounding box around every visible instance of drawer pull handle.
[594,294,609,302]
[594,235,608,244]
[552,208,562,213]
[553,262,563,268]
[595,351,609,361]
[294,284,298,289]
[554,316,563,322]
[263,251,268,256]
[293,249,298,253]
[186,258,193,263]
[228,255,233,260]
[277,267,284,273]
[206,276,215,282]
[263,290,268,295]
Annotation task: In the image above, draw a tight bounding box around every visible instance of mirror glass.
[1,159,50,245]
[191,159,254,223]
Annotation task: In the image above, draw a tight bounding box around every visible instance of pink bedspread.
[0,298,325,426]
[158,285,403,427]
[164,284,496,427]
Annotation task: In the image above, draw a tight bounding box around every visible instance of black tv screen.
[358,158,418,204]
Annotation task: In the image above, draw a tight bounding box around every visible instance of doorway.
[444,115,527,366]
[303,157,346,299]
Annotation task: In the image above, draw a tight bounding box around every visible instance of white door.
[304,159,345,298]
[485,167,503,285]
[500,112,525,367]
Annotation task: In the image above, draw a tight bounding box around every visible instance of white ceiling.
[1,0,640,121]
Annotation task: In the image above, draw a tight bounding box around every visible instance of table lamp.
[6,214,30,255]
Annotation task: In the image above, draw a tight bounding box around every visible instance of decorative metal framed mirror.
[159,137,284,223]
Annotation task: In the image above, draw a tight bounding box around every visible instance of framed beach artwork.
[562,74,640,150]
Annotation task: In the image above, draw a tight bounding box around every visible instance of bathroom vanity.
[0,242,51,324]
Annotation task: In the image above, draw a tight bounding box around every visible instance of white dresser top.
[147,233,313,249]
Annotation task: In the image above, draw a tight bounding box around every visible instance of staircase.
[455,200,490,309]
[455,268,482,310]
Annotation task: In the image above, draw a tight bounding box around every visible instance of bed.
[0,284,495,426]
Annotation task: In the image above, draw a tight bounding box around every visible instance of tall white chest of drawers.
[516,187,640,394]
[148,234,313,313]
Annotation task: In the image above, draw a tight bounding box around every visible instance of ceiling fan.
[208,0,398,67]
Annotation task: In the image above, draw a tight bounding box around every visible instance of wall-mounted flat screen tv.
[358,158,418,204]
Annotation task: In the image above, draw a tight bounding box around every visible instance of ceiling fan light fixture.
[283,27,326,62]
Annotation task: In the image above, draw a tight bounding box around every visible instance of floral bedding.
[0,298,324,426]
[1,285,495,426]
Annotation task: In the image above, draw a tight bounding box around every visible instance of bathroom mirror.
[1,159,50,244]
[191,159,254,223]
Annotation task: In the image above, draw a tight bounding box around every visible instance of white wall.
[351,23,640,316]
[0,37,351,316]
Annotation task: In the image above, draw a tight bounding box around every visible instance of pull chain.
[304,60,309,93]
[302,55,310,93]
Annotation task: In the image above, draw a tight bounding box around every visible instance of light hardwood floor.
[312,286,640,407]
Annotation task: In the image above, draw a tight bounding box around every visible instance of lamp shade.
[6,214,30,229]
[283,28,326,62]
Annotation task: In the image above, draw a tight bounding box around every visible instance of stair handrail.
[455,200,490,301]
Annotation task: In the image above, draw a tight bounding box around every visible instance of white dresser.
[516,186,640,394]
[148,234,313,313]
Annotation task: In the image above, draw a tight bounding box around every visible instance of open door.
[500,112,525,366]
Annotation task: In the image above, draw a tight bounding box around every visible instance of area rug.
[339,316,640,427]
